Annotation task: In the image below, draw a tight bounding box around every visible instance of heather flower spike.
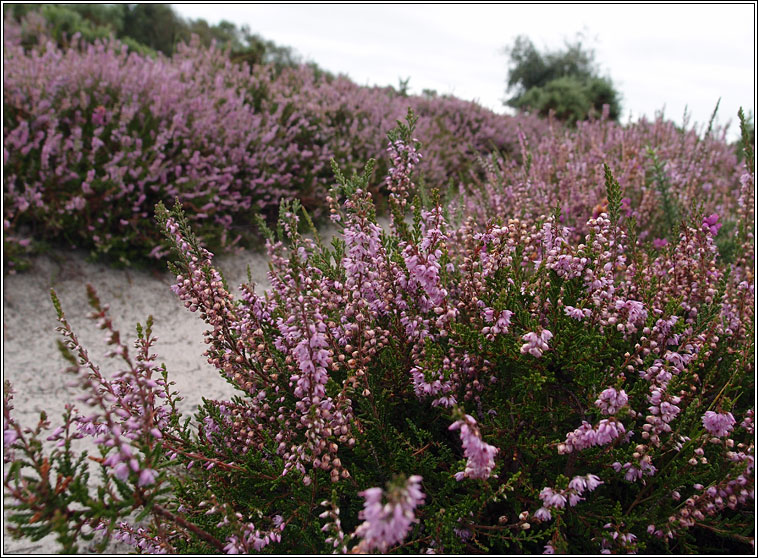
[702,411,736,437]
[354,475,426,553]
[449,413,499,481]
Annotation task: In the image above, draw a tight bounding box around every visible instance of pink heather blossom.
[652,237,669,249]
[564,305,591,320]
[658,401,681,423]
[702,411,736,437]
[354,475,425,553]
[409,366,456,407]
[495,309,513,330]
[612,459,657,483]
[114,462,130,481]
[112,521,168,554]
[559,419,625,454]
[138,468,157,487]
[223,520,284,554]
[481,308,514,340]
[585,474,603,491]
[595,419,626,445]
[702,213,722,236]
[3,427,18,447]
[385,138,421,208]
[537,474,603,520]
[520,329,553,358]
[449,414,499,480]
[402,207,450,311]
[490,309,513,334]
[481,307,497,323]
[534,507,552,521]
[614,299,647,323]
[550,254,587,279]
[595,388,629,415]
[92,105,107,126]
[539,487,567,509]
[568,476,588,492]
[568,492,584,507]
[741,410,754,434]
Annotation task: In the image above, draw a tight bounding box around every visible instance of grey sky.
[172,3,755,141]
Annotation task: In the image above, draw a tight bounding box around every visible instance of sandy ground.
[2,246,275,554]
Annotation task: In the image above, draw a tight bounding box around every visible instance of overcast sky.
[172,3,755,141]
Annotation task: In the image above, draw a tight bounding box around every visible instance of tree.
[6,4,303,69]
[503,34,621,123]
[119,4,183,56]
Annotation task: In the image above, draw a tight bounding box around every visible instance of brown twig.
[153,503,226,552]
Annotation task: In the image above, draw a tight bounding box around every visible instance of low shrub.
[4,115,754,553]
[459,106,745,251]
[3,17,544,270]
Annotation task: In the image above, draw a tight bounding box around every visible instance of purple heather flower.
[114,462,130,481]
[702,411,736,437]
[741,410,754,434]
[539,487,567,509]
[493,310,513,334]
[595,419,626,445]
[534,507,552,521]
[560,418,626,454]
[702,213,722,236]
[520,329,553,358]
[138,468,157,487]
[92,105,107,126]
[568,492,585,507]
[354,475,425,553]
[564,305,591,320]
[449,414,499,480]
[652,237,669,249]
[595,388,628,415]
[568,478,585,493]
[585,474,603,491]
[3,427,18,447]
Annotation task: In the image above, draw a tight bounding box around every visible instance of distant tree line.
[4,3,313,73]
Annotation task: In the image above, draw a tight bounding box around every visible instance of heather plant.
[3,17,543,271]
[459,106,745,251]
[4,113,754,554]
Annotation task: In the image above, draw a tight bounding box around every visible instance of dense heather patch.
[4,109,753,553]
[3,19,546,268]
[458,110,744,245]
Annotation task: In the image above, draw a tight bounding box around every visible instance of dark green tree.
[5,4,307,70]
[119,4,183,56]
[503,34,622,123]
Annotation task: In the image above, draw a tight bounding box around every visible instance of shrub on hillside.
[3,18,544,270]
[4,115,754,554]
[459,109,744,252]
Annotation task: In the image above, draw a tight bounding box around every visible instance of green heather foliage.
[3,114,754,554]
[504,34,622,123]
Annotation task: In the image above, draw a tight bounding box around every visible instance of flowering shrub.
[3,113,754,554]
[3,16,544,270]
[459,107,745,250]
